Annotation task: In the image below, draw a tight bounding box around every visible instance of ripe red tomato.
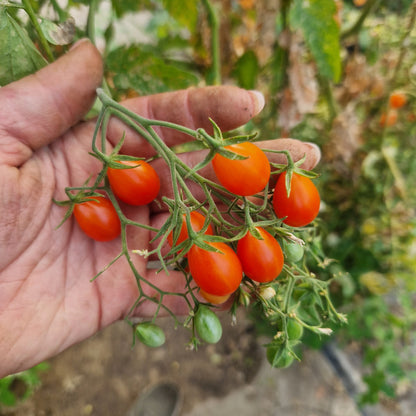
[73,196,121,242]
[167,211,213,248]
[107,159,160,206]
[212,142,271,196]
[389,91,407,109]
[273,172,320,227]
[237,227,284,283]
[188,241,243,296]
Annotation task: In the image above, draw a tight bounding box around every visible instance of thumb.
[0,39,103,157]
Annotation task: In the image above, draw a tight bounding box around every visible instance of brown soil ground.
[1,309,263,416]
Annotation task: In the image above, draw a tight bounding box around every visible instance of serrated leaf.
[107,45,199,95]
[0,7,47,85]
[291,0,341,82]
[161,0,198,30]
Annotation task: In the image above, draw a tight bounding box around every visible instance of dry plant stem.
[201,0,221,85]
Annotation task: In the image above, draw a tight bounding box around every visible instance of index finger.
[105,86,265,158]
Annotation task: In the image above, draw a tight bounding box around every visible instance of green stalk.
[22,0,54,62]
[86,0,113,98]
[320,76,338,125]
[50,0,67,21]
[86,0,101,45]
[202,0,221,85]
[97,89,197,139]
[341,0,382,40]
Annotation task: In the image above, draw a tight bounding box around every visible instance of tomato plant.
[188,241,243,296]
[5,0,412,394]
[107,159,160,206]
[237,227,284,283]
[194,305,223,344]
[73,196,121,242]
[212,141,271,196]
[273,172,320,227]
[167,211,213,248]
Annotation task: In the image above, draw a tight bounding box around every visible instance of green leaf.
[110,0,153,17]
[291,0,341,82]
[160,0,198,31]
[106,45,199,96]
[0,377,16,406]
[0,7,47,86]
[232,50,259,90]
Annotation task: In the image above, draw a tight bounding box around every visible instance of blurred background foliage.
[1,0,415,407]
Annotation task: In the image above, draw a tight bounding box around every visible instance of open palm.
[0,40,320,377]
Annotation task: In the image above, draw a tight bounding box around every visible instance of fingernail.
[305,142,322,161]
[69,38,91,52]
[249,90,265,115]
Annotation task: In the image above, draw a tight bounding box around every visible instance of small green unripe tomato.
[283,240,304,263]
[135,322,166,347]
[286,318,304,340]
[194,305,223,344]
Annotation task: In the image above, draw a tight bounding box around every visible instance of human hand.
[0,39,320,377]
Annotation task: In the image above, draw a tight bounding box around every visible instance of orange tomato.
[389,91,407,109]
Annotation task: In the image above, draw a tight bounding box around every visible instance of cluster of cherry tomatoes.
[66,134,322,363]
[73,140,320,309]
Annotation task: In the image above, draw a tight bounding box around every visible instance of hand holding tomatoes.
[0,33,326,377]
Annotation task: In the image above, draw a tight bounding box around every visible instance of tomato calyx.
[267,149,319,197]
[163,206,218,259]
[89,131,156,177]
[54,187,113,229]
[188,118,261,180]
